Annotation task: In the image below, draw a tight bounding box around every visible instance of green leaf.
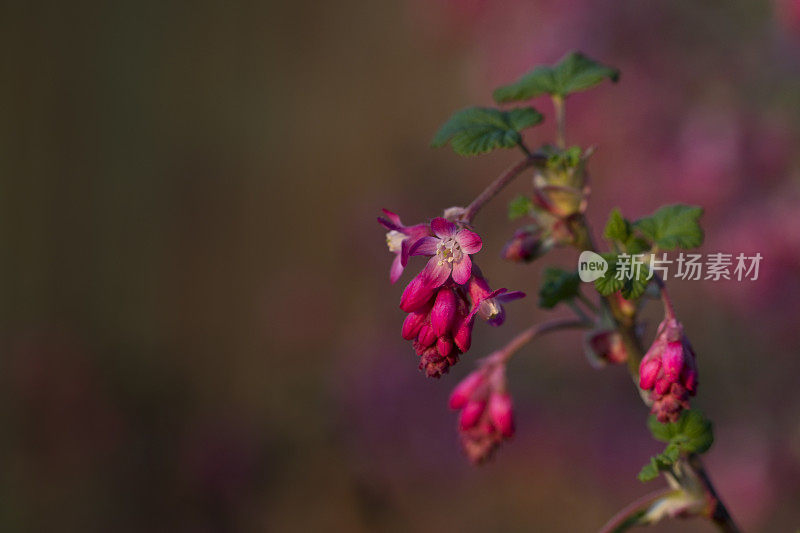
[592,252,650,299]
[594,253,624,296]
[544,145,583,170]
[640,410,715,482]
[539,268,581,309]
[637,457,665,482]
[493,51,620,102]
[431,106,543,156]
[634,204,704,251]
[508,194,534,220]
[604,208,631,243]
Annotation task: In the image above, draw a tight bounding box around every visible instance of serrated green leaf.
[431,106,543,156]
[634,204,704,250]
[637,458,663,482]
[493,51,620,102]
[508,195,534,220]
[621,264,650,300]
[646,410,714,455]
[539,267,581,309]
[604,208,631,243]
[592,252,650,299]
[594,253,624,296]
[662,443,681,462]
[678,410,714,454]
[647,415,675,442]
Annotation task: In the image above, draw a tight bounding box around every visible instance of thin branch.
[497,316,589,364]
[461,155,544,224]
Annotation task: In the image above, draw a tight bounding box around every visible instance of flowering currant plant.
[377,52,740,532]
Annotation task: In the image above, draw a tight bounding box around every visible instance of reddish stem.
[461,155,544,224]
[497,317,588,364]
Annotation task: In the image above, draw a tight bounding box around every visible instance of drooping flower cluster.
[639,318,699,423]
[380,213,524,377]
[449,358,515,463]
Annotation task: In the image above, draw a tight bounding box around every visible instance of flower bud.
[488,392,514,438]
[585,329,628,368]
[453,314,474,352]
[639,317,699,422]
[431,288,457,337]
[661,342,684,382]
[401,308,428,340]
[639,356,661,390]
[399,273,435,312]
[459,400,486,430]
[417,324,436,348]
[501,226,550,263]
[449,371,486,409]
[437,336,453,357]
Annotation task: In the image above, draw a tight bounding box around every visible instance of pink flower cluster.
[449,359,515,463]
[379,211,524,377]
[639,318,699,423]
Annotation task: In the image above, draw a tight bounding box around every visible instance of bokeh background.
[2,1,800,531]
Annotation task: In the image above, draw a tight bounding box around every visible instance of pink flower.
[466,269,525,327]
[449,361,515,464]
[377,209,433,283]
[410,217,482,287]
[638,318,698,423]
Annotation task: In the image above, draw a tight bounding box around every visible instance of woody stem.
[462,155,545,224]
[498,317,589,364]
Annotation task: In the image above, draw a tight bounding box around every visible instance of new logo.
[577,251,608,282]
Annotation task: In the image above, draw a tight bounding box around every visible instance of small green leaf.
[493,51,620,102]
[677,410,714,454]
[508,195,534,220]
[539,267,581,309]
[647,414,676,442]
[592,252,650,299]
[594,253,624,296]
[431,106,543,156]
[544,145,583,170]
[641,410,714,484]
[634,204,704,250]
[637,459,661,482]
[604,208,631,243]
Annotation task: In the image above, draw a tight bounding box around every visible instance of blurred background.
[2,0,800,531]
